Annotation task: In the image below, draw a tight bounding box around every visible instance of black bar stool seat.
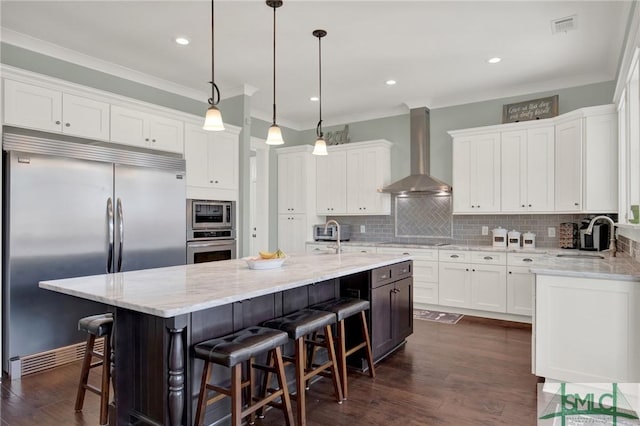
[262,309,343,426]
[309,297,375,399]
[74,313,113,425]
[194,326,294,426]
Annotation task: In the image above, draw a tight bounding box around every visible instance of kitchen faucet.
[324,219,341,254]
[586,215,617,257]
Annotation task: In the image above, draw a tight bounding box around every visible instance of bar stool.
[262,309,343,426]
[74,313,113,425]
[309,297,375,399]
[193,326,294,426]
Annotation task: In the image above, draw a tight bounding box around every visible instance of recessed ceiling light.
[487,57,502,64]
[175,37,190,46]
[310,96,319,102]
[385,80,397,86]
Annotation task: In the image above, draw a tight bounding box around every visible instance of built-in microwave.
[188,199,234,229]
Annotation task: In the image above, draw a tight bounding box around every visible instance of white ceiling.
[0,1,631,130]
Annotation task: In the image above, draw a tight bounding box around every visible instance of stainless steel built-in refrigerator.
[2,131,186,376]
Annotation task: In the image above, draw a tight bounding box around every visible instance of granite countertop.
[306,240,640,281]
[39,252,411,318]
[530,254,640,281]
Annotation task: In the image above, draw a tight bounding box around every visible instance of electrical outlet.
[548,227,556,237]
[481,226,488,236]
[360,225,366,233]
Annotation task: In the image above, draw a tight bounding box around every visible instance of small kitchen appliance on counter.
[579,219,609,251]
[558,222,579,249]
[492,227,507,248]
[523,232,536,249]
[507,230,521,248]
[314,224,352,241]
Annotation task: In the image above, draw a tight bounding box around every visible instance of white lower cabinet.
[506,266,534,316]
[377,247,439,305]
[438,262,471,308]
[278,215,308,254]
[535,274,640,382]
[438,250,507,313]
[471,264,507,312]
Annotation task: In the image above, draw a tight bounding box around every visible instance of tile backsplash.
[328,195,611,248]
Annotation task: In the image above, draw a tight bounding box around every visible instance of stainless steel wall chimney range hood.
[379,107,452,195]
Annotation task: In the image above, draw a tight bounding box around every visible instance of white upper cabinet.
[450,105,616,215]
[555,118,583,212]
[277,145,320,251]
[316,140,392,216]
[184,123,240,201]
[3,79,109,140]
[316,150,347,215]
[583,111,618,213]
[555,106,618,214]
[111,105,183,154]
[501,126,555,212]
[452,132,501,213]
[346,145,391,214]
[279,149,309,214]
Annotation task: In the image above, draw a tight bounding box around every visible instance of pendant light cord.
[209,0,220,106]
[272,4,277,125]
[316,34,323,138]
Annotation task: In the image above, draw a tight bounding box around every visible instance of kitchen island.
[40,252,413,426]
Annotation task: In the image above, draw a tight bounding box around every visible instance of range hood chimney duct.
[379,107,452,195]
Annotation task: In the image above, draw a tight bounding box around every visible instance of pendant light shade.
[203,105,225,131]
[312,136,328,155]
[312,29,327,156]
[265,0,285,145]
[203,0,225,131]
[267,124,285,145]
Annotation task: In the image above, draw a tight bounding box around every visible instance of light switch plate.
[360,225,366,233]
[548,227,556,237]
[481,226,488,235]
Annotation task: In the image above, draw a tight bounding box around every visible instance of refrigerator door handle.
[107,197,114,273]
[117,198,124,272]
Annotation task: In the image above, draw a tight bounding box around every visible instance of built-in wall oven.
[186,199,237,264]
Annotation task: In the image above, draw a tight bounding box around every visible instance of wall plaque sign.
[502,95,559,123]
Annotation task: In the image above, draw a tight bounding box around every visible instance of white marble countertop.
[306,240,640,281]
[39,252,411,318]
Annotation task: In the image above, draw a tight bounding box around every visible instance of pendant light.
[265,0,285,145]
[312,29,328,156]
[203,0,225,131]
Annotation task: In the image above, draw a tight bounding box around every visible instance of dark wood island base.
[40,255,412,426]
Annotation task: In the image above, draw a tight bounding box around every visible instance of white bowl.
[244,256,286,270]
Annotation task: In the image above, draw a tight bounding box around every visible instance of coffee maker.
[579,219,609,251]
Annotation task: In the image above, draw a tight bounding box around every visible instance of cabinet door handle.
[523,258,533,262]
[465,268,469,272]
[528,204,532,207]
[574,202,579,206]
[483,256,493,260]
[55,120,61,125]
[403,252,410,255]
[472,269,476,272]
[521,204,525,207]
[145,138,149,142]
[152,139,156,142]
[450,254,459,258]
[65,122,70,127]
[509,271,512,274]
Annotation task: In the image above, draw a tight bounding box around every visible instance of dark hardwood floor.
[0,316,538,425]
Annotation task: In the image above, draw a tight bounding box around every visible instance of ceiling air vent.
[551,15,577,34]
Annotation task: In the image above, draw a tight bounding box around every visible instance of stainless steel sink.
[556,253,605,259]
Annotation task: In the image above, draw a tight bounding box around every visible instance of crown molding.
[1,29,214,102]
